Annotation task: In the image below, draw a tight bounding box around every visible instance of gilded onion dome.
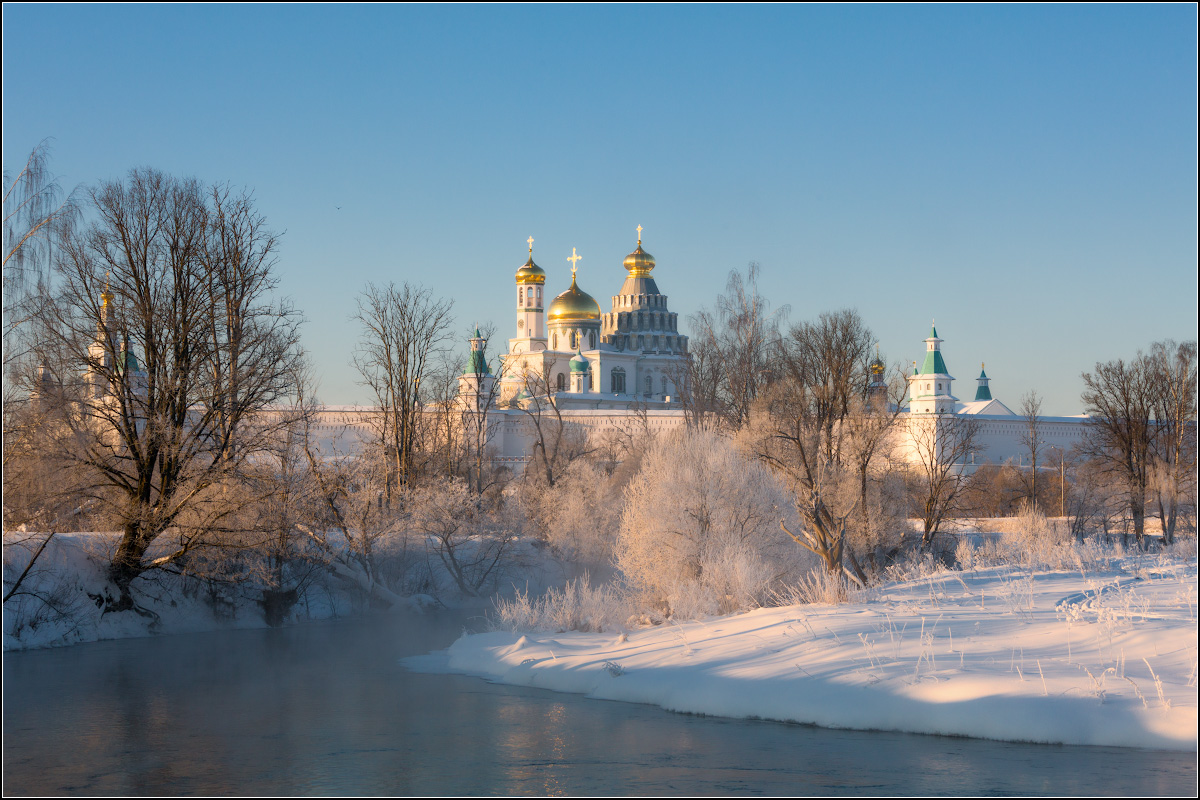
[870,346,885,378]
[547,272,601,322]
[515,253,546,285]
[622,228,655,277]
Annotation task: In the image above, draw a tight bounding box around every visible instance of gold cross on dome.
[527,235,534,253]
[568,247,581,276]
[637,224,643,244]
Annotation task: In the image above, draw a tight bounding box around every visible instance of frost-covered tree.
[616,429,811,617]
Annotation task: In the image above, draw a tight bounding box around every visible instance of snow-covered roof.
[956,399,1016,416]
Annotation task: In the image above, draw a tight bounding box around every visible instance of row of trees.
[4,145,1195,627]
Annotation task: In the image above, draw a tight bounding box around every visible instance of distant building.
[898,323,1087,470]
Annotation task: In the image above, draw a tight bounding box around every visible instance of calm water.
[3,611,1195,796]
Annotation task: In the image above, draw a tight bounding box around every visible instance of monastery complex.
[310,229,1091,471]
[79,229,1091,472]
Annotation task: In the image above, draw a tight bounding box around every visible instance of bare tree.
[36,168,304,612]
[514,365,590,488]
[411,481,522,597]
[754,309,875,583]
[669,314,724,430]
[1019,390,1045,509]
[685,264,787,429]
[297,423,411,610]
[906,411,983,551]
[1146,340,1197,543]
[840,370,907,571]
[352,282,454,494]
[1080,353,1158,546]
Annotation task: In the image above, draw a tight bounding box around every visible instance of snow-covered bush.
[767,567,870,606]
[520,458,623,568]
[490,573,632,633]
[615,429,813,618]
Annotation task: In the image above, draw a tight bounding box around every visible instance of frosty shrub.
[1002,501,1075,569]
[615,429,813,618]
[1167,535,1197,562]
[522,459,622,567]
[767,567,870,606]
[490,573,632,633]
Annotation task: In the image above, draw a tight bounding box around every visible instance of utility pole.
[1060,451,1065,519]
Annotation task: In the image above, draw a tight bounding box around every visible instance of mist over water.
[4,611,1195,796]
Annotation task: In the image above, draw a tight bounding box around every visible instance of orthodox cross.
[527,235,534,254]
[568,247,581,277]
[637,224,643,244]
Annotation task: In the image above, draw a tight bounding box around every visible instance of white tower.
[907,322,957,415]
[511,236,546,351]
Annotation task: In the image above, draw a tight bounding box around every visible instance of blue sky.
[4,4,1196,413]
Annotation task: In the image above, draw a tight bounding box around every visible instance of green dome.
[569,350,589,373]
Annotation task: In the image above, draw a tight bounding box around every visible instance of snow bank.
[408,558,1198,751]
[2,531,440,651]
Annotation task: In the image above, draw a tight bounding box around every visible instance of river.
[3,611,1195,796]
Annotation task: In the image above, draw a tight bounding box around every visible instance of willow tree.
[39,168,303,612]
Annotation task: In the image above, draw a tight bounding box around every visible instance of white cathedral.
[450,230,695,463]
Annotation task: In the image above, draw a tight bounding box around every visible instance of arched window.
[661,376,668,394]
[611,368,626,394]
[588,331,595,349]
[569,331,577,350]
[556,373,566,391]
[644,375,652,396]
[552,333,558,349]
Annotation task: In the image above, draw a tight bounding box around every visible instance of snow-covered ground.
[410,555,1198,751]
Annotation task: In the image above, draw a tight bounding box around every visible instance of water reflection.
[4,612,1196,796]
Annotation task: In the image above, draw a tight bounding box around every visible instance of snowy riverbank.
[408,556,1198,751]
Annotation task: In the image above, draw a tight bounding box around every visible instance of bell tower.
[513,236,546,348]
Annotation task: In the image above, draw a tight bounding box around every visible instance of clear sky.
[4,4,1196,414]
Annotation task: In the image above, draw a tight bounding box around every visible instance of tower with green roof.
[974,364,992,401]
[906,322,957,415]
[457,327,496,409]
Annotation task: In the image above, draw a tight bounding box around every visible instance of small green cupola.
[974,363,992,401]
[569,349,588,373]
[568,349,591,393]
[919,323,949,376]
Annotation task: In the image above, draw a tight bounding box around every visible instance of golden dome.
[622,241,655,277]
[515,254,546,285]
[547,273,601,322]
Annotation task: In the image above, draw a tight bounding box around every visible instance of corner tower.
[906,322,957,414]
